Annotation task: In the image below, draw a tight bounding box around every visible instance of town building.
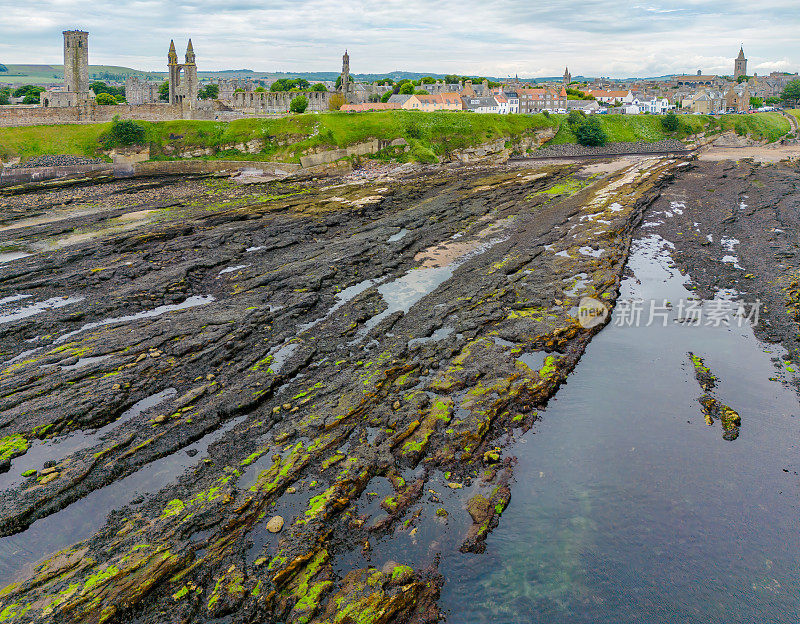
[402,93,463,112]
[518,87,568,113]
[461,95,500,113]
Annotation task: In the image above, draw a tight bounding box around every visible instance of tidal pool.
[438,233,800,623]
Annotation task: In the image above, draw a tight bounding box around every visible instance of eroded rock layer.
[0,157,680,623]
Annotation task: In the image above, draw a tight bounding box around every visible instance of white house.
[631,96,671,114]
[461,96,500,114]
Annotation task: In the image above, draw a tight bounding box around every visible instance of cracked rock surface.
[0,157,680,623]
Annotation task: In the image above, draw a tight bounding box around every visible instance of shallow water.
[439,233,800,623]
[53,295,215,344]
[0,413,246,584]
[0,389,177,496]
[0,296,85,325]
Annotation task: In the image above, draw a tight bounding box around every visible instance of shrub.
[104,115,146,146]
[96,92,117,105]
[575,117,607,146]
[290,95,309,114]
[22,94,40,105]
[399,83,414,95]
[310,83,328,92]
[661,112,679,132]
[158,81,169,102]
[567,109,586,130]
[380,91,392,103]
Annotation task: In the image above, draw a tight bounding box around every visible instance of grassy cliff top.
[0,110,791,165]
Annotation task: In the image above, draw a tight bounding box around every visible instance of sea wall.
[0,159,301,188]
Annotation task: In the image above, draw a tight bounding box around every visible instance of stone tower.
[734,46,747,80]
[168,40,180,104]
[63,30,89,94]
[563,67,571,85]
[183,39,199,105]
[168,39,198,108]
[340,50,351,99]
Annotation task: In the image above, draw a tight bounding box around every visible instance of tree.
[575,117,607,146]
[399,82,414,95]
[0,87,9,105]
[13,85,44,98]
[96,92,117,105]
[335,75,342,90]
[749,96,763,109]
[368,93,381,103]
[737,75,750,84]
[0,64,7,72]
[380,91,392,103]
[661,112,680,132]
[271,78,298,92]
[781,80,800,107]
[311,83,328,92]
[290,95,308,113]
[158,81,169,102]
[328,93,346,111]
[295,78,310,90]
[766,97,782,106]
[198,84,219,100]
[413,89,428,96]
[421,76,435,84]
[254,86,266,93]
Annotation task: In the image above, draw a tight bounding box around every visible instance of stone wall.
[0,163,113,188]
[126,77,161,105]
[0,103,217,127]
[232,90,332,114]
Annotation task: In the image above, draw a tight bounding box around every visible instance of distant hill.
[0,64,160,85]
[0,64,627,86]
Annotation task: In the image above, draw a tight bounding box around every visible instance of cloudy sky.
[0,0,798,78]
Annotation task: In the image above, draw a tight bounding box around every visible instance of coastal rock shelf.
[0,157,681,623]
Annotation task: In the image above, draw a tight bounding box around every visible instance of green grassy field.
[549,114,713,145]
[788,109,800,125]
[716,112,791,142]
[0,111,560,164]
[0,123,111,162]
[0,110,792,165]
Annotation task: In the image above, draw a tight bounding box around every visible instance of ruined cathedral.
[168,40,199,108]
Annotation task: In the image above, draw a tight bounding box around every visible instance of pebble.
[8,155,105,169]
[266,516,284,533]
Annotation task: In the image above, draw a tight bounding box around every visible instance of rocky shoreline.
[0,156,691,623]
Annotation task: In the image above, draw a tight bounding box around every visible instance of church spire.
[185,38,195,64]
[168,40,178,65]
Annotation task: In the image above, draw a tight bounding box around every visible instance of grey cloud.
[0,0,797,77]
